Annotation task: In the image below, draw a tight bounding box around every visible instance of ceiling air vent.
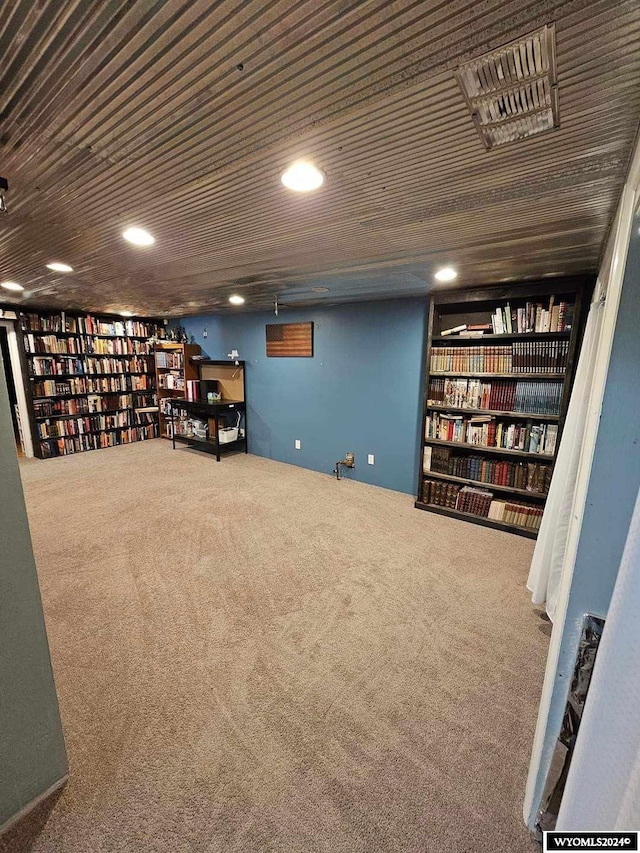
[455,23,559,149]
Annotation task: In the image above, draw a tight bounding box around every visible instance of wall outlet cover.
[295,440,301,449]
[368,454,375,465]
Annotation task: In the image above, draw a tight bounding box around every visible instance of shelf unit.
[155,342,201,438]
[169,359,247,461]
[18,310,164,458]
[416,279,589,538]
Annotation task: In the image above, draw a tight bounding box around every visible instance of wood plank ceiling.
[0,0,639,316]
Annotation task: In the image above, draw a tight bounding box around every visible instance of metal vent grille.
[456,24,559,149]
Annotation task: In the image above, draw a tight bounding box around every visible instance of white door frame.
[523,134,640,827]
[0,319,34,458]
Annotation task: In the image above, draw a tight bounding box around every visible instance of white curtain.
[527,294,605,619]
[556,487,640,830]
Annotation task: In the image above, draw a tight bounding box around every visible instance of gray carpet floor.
[2,441,547,852]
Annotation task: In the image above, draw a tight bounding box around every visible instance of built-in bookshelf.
[416,279,589,538]
[19,310,164,458]
[155,342,201,438]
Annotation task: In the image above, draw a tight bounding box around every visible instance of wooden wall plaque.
[266,322,313,357]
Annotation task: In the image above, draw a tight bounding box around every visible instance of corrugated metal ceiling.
[0,0,639,315]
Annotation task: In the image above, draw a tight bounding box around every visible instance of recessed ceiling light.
[434,267,457,283]
[311,287,330,293]
[122,227,155,246]
[229,295,245,305]
[119,310,134,317]
[1,281,24,292]
[46,262,73,272]
[281,161,324,192]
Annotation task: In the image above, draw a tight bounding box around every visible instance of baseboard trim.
[0,774,69,837]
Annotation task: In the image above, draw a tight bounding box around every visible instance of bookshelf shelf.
[173,433,246,452]
[18,309,164,458]
[424,470,547,500]
[29,371,152,380]
[34,408,132,420]
[414,501,539,539]
[27,352,154,358]
[32,390,130,400]
[417,279,589,537]
[24,330,152,341]
[426,404,560,421]
[424,437,554,459]
[39,425,135,440]
[430,372,566,379]
[432,331,571,342]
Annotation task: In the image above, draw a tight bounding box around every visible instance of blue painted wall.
[0,350,68,830]
[527,216,640,826]
[181,299,427,494]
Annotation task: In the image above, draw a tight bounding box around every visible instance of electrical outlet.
[295,439,301,450]
[368,454,375,465]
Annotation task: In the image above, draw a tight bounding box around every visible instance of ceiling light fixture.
[229,295,245,305]
[119,310,134,317]
[46,262,73,272]
[122,227,155,246]
[1,281,24,292]
[434,267,458,283]
[311,287,330,293]
[281,161,324,192]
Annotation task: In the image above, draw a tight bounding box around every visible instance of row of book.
[21,312,160,338]
[39,423,159,457]
[159,371,185,390]
[133,391,157,408]
[134,411,157,427]
[86,394,132,414]
[487,296,572,335]
[427,378,563,416]
[23,333,154,355]
[31,375,140,397]
[29,357,83,376]
[156,351,183,369]
[32,394,134,418]
[425,414,558,454]
[37,412,132,438]
[85,356,152,374]
[423,446,550,493]
[487,499,543,529]
[456,486,494,516]
[131,375,155,391]
[29,357,154,377]
[160,398,174,417]
[422,480,543,530]
[430,342,569,374]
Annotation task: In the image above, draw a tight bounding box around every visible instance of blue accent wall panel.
[180,299,427,494]
[0,350,68,831]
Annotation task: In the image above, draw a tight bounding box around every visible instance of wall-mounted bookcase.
[19,310,164,458]
[416,279,589,539]
[155,342,201,438]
